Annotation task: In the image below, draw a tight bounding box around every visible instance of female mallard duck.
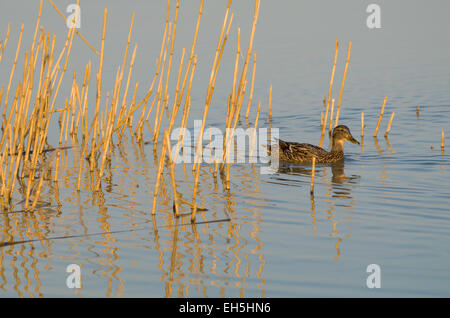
[267,125,360,163]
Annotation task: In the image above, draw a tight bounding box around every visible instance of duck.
[266,125,360,163]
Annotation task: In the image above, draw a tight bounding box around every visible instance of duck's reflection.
[277,160,359,261]
[277,160,360,199]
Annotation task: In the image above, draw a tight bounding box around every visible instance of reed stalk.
[320,38,338,147]
[218,27,241,174]
[310,157,316,195]
[95,67,120,191]
[268,85,272,122]
[334,41,351,127]
[48,0,100,55]
[164,130,180,216]
[152,23,172,145]
[328,98,335,136]
[361,112,364,137]
[235,0,260,121]
[167,47,185,133]
[0,24,10,64]
[374,96,387,137]
[249,101,261,159]
[192,1,234,223]
[119,81,139,139]
[320,111,324,130]
[117,44,138,128]
[3,24,24,118]
[384,112,395,138]
[161,0,180,121]
[156,0,203,147]
[245,50,257,121]
[152,133,168,214]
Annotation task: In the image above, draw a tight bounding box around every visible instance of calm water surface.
[0,0,449,297]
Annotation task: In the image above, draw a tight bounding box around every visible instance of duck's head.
[331,125,359,151]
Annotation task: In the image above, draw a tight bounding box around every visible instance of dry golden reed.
[361,112,365,137]
[334,41,351,128]
[0,0,265,222]
[374,96,387,137]
[320,38,338,148]
[384,112,395,138]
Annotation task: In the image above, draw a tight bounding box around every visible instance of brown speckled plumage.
[266,125,359,163]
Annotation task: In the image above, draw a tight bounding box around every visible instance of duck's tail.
[261,138,281,156]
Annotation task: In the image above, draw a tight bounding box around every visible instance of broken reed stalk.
[320,38,338,148]
[48,0,100,55]
[164,130,180,216]
[334,41,351,127]
[374,96,387,137]
[384,112,395,138]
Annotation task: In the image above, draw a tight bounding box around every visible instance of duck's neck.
[331,139,344,153]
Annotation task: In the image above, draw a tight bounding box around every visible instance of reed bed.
[0,0,269,230]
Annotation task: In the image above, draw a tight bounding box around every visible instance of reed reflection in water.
[0,134,269,297]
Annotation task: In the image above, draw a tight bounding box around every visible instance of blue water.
[0,0,449,297]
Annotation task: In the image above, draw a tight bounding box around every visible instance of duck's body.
[266,125,359,163]
[274,141,344,163]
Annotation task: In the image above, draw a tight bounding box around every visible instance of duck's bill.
[349,136,360,145]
